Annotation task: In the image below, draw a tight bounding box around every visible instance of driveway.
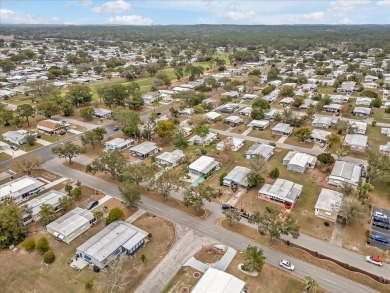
[134,225,215,293]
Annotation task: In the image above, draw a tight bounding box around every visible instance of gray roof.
[2,130,30,141]
[192,268,245,293]
[0,176,44,201]
[46,207,94,237]
[344,134,368,147]
[259,178,303,203]
[24,190,66,218]
[311,129,331,141]
[315,188,343,214]
[329,161,361,183]
[93,108,112,115]
[380,142,390,152]
[129,141,158,155]
[272,123,293,133]
[77,221,147,263]
[245,143,274,158]
[312,116,332,126]
[223,166,250,187]
[353,107,371,115]
[156,149,185,164]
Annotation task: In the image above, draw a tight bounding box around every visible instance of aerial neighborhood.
[0,21,390,293]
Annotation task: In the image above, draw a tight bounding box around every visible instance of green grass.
[284,135,314,149]
[0,152,12,162]
[249,129,278,141]
[372,108,390,123]
[317,86,336,95]
[366,125,388,147]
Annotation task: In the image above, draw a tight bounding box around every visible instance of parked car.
[365,256,383,266]
[221,204,236,210]
[113,127,120,131]
[360,166,367,178]
[320,142,326,148]
[373,221,390,230]
[373,216,390,225]
[10,145,19,151]
[370,234,389,244]
[86,200,99,210]
[279,260,295,271]
[374,211,388,220]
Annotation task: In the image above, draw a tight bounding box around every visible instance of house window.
[84,255,91,261]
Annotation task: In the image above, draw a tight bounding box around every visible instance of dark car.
[221,204,236,210]
[373,221,390,230]
[86,200,99,210]
[360,166,367,178]
[10,145,19,151]
[113,127,120,131]
[373,216,390,225]
[370,234,389,244]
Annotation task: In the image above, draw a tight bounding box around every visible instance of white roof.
[259,178,303,203]
[288,152,317,168]
[315,188,343,213]
[0,176,44,200]
[344,134,368,147]
[205,111,222,120]
[189,156,219,174]
[192,268,245,293]
[24,190,66,218]
[77,221,147,263]
[46,207,94,237]
[329,161,361,184]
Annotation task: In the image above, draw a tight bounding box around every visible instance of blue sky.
[1,0,389,25]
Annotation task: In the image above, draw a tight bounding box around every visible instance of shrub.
[324,221,330,227]
[84,277,94,290]
[366,237,371,245]
[22,237,36,252]
[200,148,207,155]
[219,172,227,185]
[148,233,152,238]
[43,250,55,264]
[36,236,49,254]
[314,251,319,257]
[269,167,279,179]
[365,230,370,238]
[105,207,125,225]
[141,254,146,262]
[371,120,377,127]
[269,142,276,147]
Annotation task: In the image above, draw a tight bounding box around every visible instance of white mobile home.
[0,176,44,204]
[104,138,134,150]
[76,221,148,269]
[283,151,317,173]
[46,207,95,244]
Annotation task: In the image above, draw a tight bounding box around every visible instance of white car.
[374,211,388,219]
[365,256,383,266]
[279,260,295,271]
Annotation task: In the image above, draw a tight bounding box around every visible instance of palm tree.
[305,276,319,293]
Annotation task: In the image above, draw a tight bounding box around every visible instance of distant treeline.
[1,24,390,52]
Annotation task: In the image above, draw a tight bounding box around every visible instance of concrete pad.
[68,129,83,134]
[3,148,26,158]
[241,127,252,136]
[330,221,345,246]
[277,136,288,143]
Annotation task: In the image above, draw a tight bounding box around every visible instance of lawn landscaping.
[162,266,202,293]
[372,108,390,123]
[284,135,315,149]
[0,152,12,162]
[220,219,390,293]
[249,127,279,141]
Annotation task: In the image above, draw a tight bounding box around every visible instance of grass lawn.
[0,152,12,162]
[163,267,201,293]
[249,128,278,141]
[317,86,337,95]
[367,125,389,147]
[370,180,390,209]
[372,108,390,123]
[284,135,314,149]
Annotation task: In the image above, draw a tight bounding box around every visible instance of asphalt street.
[43,159,385,293]
[371,206,390,252]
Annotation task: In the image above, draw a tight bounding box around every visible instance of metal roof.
[156,149,185,164]
[223,166,250,187]
[330,161,361,183]
[259,178,303,203]
[315,188,343,213]
[129,141,158,155]
[77,221,147,263]
[192,268,245,293]
[0,176,44,201]
[189,156,220,174]
[344,134,368,147]
[24,190,66,217]
[46,207,94,237]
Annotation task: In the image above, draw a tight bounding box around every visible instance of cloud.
[92,0,130,14]
[107,15,153,25]
[330,0,371,11]
[80,0,93,6]
[293,12,325,23]
[377,0,390,5]
[339,17,353,24]
[0,9,62,24]
[224,10,255,21]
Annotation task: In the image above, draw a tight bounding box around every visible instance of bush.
[314,251,319,257]
[324,221,330,227]
[366,236,371,245]
[43,250,55,264]
[371,120,377,127]
[22,237,36,252]
[84,277,94,290]
[268,167,279,179]
[365,230,370,237]
[269,142,276,147]
[219,172,227,186]
[36,236,49,254]
[105,207,125,225]
[148,233,152,238]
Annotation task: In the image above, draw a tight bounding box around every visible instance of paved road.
[211,128,367,166]
[43,159,383,293]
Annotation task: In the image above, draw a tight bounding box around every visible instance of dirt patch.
[142,188,207,218]
[163,267,202,293]
[220,219,390,292]
[194,246,225,264]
